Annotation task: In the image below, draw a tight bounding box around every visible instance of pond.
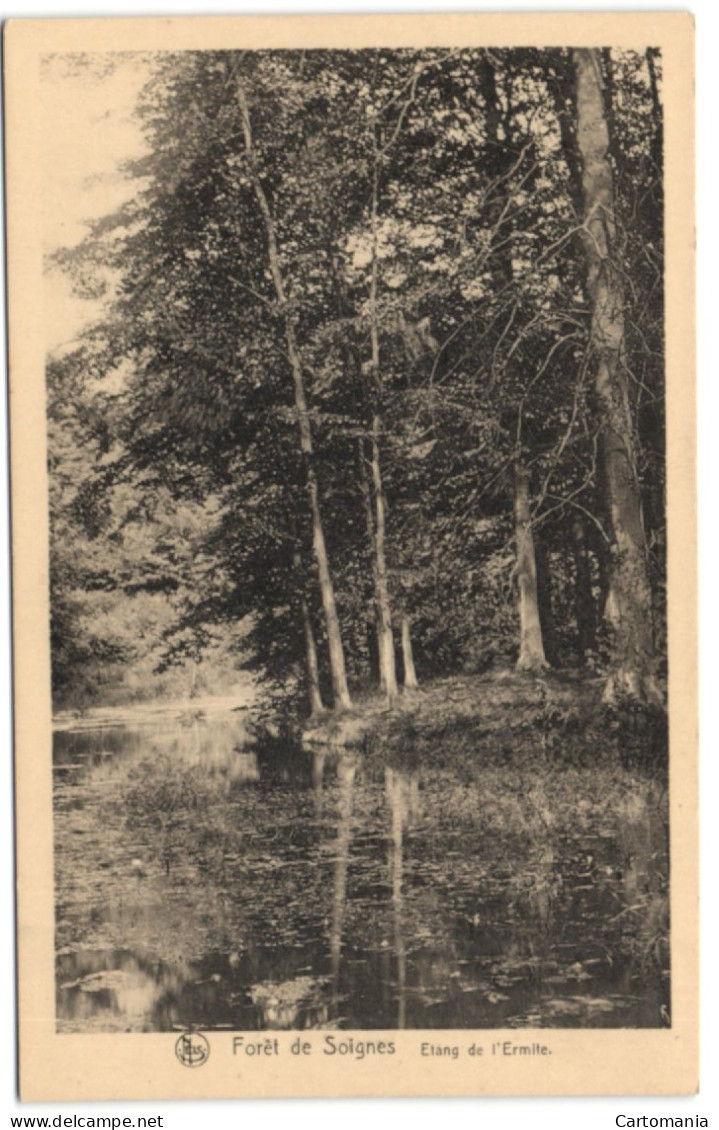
[54,706,670,1033]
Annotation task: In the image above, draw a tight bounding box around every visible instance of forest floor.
[301,668,668,777]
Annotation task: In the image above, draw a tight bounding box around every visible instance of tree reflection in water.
[386,766,420,1029]
[329,756,357,1016]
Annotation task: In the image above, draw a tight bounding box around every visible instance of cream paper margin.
[4,11,697,1102]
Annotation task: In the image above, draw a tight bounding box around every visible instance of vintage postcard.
[5,11,696,1102]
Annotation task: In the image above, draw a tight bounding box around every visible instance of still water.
[54,708,669,1033]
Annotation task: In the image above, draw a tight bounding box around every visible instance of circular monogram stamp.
[175,1030,210,1068]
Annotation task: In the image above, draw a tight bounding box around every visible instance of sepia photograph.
[6,11,696,1101]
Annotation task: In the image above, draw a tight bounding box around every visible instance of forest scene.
[47,46,669,1033]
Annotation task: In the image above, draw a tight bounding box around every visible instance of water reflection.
[54,711,256,788]
[386,766,420,1029]
[330,756,356,1016]
[54,713,669,1032]
[57,947,193,1033]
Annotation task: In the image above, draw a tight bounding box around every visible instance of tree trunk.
[358,438,385,692]
[572,49,661,705]
[535,538,559,667]
[400,615,419,690]
[293,550,325,716]
[515,463,548,672]
[371,417,398,702]
[645,48,664,174]
[188,662,198,699]
[368,158,398,704]
[571,517,597,660]
[237,81,351,710]
[479,59,549,675]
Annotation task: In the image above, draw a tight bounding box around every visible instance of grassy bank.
[302,669,667,775]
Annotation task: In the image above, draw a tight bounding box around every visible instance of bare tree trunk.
[478,58,551,675]
[535,538,559,667]
[237,80,351,710]
[358,438,385,692]
[515,463,548,672]
[571,517,597,660]
[300,599,324,716]
[573,49,661,705]
[371,417,398,703]
[368,157,398,704]
[188,662,198,700]
[400,615,419,690]
[293,550,325,716]
[645,48,663,173]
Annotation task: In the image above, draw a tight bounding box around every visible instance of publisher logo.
[175,1030,210,1068]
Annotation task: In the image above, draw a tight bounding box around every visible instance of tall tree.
[572,48,662,704]
[514,460,548,670]
[366,116,399,703]
[233,63,352,709]
[293,549,325,715]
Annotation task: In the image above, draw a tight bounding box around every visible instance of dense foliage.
[48,47,665,712]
